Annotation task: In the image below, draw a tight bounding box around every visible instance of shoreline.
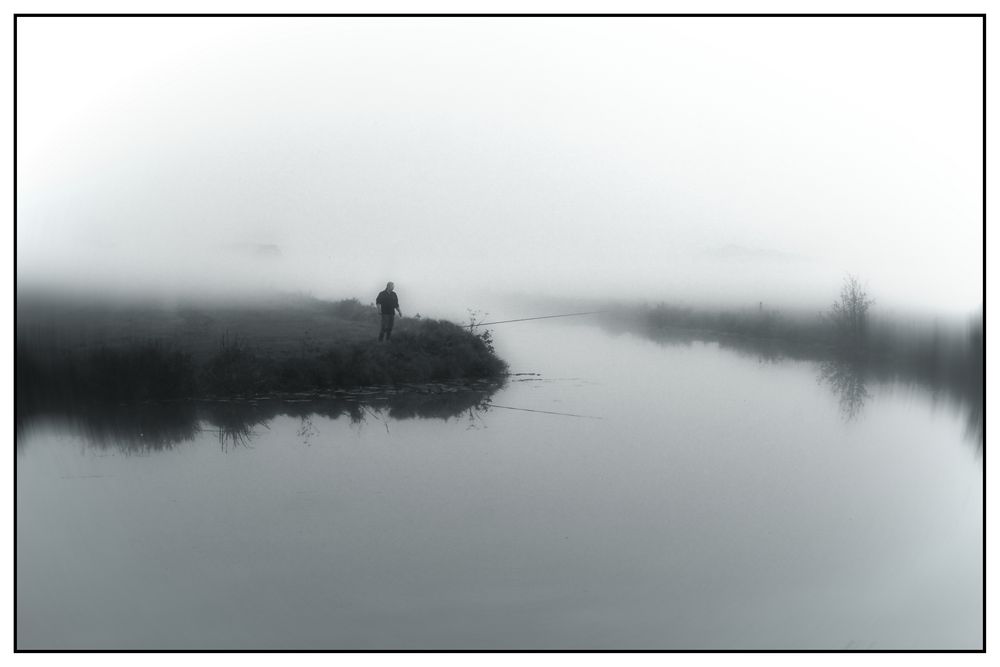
[16,296,510,408]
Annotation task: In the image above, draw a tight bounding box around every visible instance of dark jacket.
[376,289,399,315]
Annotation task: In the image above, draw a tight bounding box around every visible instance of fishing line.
[468,311,605,327]
[485,402,603,420]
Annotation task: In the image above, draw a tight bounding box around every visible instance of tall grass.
[17,315,509,412]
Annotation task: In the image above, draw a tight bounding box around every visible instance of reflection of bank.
[15,380,505,453]
[597,313,984,448]
[815,355,983,449]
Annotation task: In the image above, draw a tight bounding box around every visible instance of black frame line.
[12,12,987,655]
[9,13,991,18]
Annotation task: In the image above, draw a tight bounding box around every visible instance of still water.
[16,322,982,649]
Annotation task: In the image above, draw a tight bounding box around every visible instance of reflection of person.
[376,281,402,341]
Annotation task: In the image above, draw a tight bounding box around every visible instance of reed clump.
[17,307,508,406]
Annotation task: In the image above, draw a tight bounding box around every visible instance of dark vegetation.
[599,276,983,443]
[16,295,508,420]
[603,277,981,379]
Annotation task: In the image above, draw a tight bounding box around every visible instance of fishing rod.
[484,402,603,420]
[468,311,605,327]
[463,311,608,420]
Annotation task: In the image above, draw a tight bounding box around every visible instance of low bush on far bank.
[609,277,982,406]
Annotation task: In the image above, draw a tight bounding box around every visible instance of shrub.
[827,275,875,353]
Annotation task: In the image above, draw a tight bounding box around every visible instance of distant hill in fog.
[702,244,808,263]
[217,243,283,259]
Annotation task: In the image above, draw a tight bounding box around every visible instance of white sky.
[15,16,984,315]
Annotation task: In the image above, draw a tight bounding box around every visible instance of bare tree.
[828,275,875,351]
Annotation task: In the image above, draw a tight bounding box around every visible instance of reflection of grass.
[201,400,271,450]
[17,382,503,453]
[16,401,202,452]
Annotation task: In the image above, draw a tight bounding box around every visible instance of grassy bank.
[608,301,983,382]
[603,298,981,381]
[16,292,392,361]
[597,298,983,441]
[16,295,508,408]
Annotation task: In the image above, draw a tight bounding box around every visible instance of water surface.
[17,323,982,649]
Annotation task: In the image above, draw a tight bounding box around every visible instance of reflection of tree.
[818,356,984,452]
[818,358,871,421]
[16,380,504,454]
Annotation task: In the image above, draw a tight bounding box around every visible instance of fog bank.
[17,17,983,318]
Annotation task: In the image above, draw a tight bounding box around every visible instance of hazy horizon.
[16,17,984,318]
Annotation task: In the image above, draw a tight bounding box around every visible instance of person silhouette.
[376,281,402,341]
